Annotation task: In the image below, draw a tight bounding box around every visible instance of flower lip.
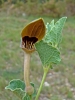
[21,18,45,53]
[21,18,46,41]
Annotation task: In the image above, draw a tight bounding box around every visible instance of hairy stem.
[35,66,50,100]
[24,53,30,87]
[24,52,34,95]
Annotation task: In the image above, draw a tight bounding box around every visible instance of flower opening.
[21,18,45,53]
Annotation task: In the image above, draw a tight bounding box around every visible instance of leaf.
[30,82,36,98]
[46,20,54,32]
[5,79,25,98]
[35,40,61,66]
[44,20,54,44]
[44,17,67,46]
[5,80,36,100]
[22,94,30,100]
[46,20,54,34]
[50,19,54,28]
[22,82,36,100]
[5,79,25,91]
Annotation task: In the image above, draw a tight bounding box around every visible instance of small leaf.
[44,17,67,46]
[5,79,25,91]
[46,20,54,34]
[35,40,61,66]
[5,79,25,98]
[50,19,54,29]
[44,20,54,44]
[30,82,36,97]
[50,64,53,69]
[22,82,36,100]
[22,94,30,100]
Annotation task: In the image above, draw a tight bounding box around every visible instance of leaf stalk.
[35,65,50,100]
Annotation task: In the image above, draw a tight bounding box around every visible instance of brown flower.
[21,18,45,53]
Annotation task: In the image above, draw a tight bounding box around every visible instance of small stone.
[44,82,50,87]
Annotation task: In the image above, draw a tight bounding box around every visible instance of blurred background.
[0,0,75,100]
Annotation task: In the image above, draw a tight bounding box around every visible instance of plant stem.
[30,95,32,100]
[24,52,34,95]
[24,53,30,87]
[35,66,50,100]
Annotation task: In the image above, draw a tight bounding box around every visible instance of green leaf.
[46,20,54,34]
[5,79,25,98]
[35,40,61,66]
[50,64,53,69]
[44,20,54,44]
[5,80,36,99]
[22,82,36,100]
[22,94,30,100]
[5,79,25,91]
[44,17,67,46]
[30,82,36,97]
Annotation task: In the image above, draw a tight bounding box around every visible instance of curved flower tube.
[20,18,46,95]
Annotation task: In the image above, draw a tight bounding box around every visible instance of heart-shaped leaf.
[35,40,61,66]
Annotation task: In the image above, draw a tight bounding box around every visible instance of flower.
[21,18,45,53]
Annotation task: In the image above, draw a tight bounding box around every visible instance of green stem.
[30,95,32,100]
[35,66,50,100]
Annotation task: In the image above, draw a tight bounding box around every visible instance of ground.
[0,12,75,100]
